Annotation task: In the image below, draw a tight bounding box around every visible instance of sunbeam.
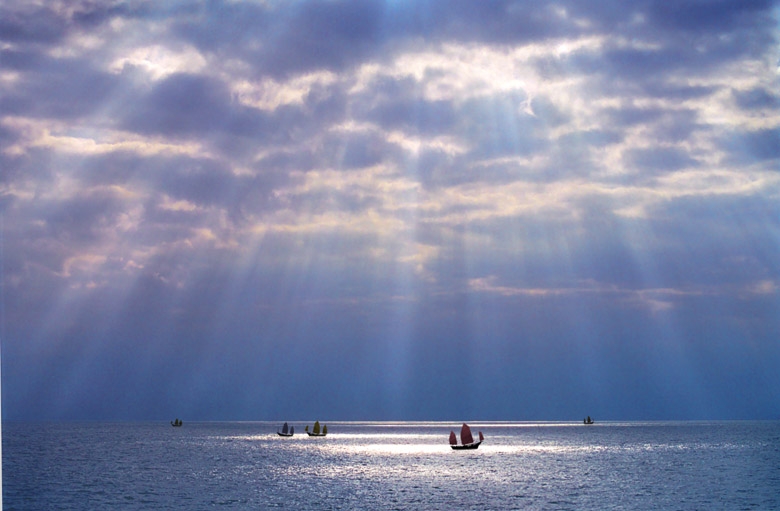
[1,0,778,422]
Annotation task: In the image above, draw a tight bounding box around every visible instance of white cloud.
[108,44,208,80]
[232,71,339,110]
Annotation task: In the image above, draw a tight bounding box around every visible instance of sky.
[1,0,779,422]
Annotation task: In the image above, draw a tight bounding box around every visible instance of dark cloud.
[337,131,389,169]
[173,0,386,79]
[646,0,776,34]
[42,189,128,244]
[269,0,385,74]
[725,128,780,162]
[115,71,350,160]
[732,87,780,111]
[0,4,68,45]
[604,105,664,127]
[362,92,458,136]
[626,147,700,173]
[0,54,121,120]
[559,129,623,148]
[0,48,47,72]
[120,73,244,136]
[406,1,579,44]
[652,110,703,143]
[70,1,151,27]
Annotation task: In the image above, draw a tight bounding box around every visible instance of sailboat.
[305,420,328,437]
[170,418,183,427]
[449,423,483,450]
[277,422,294,437]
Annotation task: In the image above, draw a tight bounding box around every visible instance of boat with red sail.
[449,423,483,450]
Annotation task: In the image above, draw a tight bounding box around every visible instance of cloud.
[732,87,780,111]
[729,128,780,161]
[2,0,779,421]
[625,146,700,173]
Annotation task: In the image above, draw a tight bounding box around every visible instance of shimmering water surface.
[3,421,779,510]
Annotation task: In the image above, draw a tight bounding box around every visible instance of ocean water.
[3,421,779,510]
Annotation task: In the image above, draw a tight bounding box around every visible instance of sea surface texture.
[3,421,779,510]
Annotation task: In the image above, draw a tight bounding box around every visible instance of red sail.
[449,431,457,445]
[479,431,484,442]
[460,423,474,445]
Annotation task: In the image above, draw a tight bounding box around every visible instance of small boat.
[305,420,328,437]
[449,423,483,450]
[170,418,183,427]
[584,416,594,425]
[277,422,294,437]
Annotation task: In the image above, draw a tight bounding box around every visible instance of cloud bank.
[2,0,779,420]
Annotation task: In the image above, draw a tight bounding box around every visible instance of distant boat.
[305,420,328,437]
[584,416,594,425]
[170,418,183,427]
[277,422,294,437]
[449,423,483,450]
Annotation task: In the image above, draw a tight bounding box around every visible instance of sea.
[3,421,779,510]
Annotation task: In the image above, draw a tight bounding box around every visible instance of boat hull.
[306,433,327,437]
[451,441,481,450]
[277,432,294,437]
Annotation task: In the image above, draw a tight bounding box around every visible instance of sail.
[313,421,320,435]
[290,426,294,434]
[281,422,289,434]
[449,431,457,445]
[322,424,327,435]
[460,423,474,445]
[478,431,484,442]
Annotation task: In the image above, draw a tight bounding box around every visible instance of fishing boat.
[584,416,594,425]
[277,422,294,437]
[449,423,483,450]
[170,418,183,427]
[305,420,327,437]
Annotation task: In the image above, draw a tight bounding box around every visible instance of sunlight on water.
[344,442,446,455]
[5,421,778,510]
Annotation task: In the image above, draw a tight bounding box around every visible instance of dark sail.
[281,422,289,435]
[449,431,457,445]
[460,423,474,445]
